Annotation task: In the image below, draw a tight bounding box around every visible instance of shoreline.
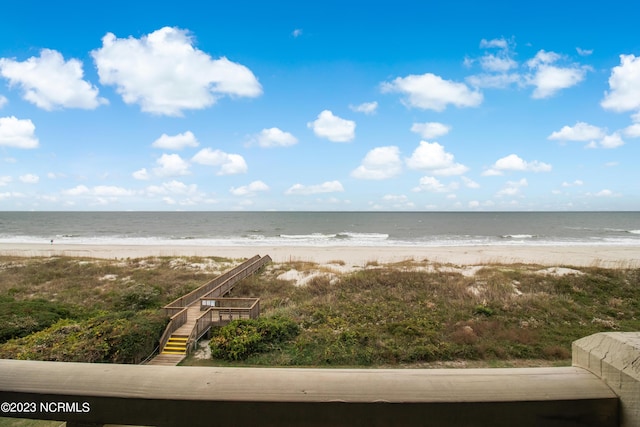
[1,243,639,268]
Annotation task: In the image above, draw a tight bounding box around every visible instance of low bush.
[210,316,299,361]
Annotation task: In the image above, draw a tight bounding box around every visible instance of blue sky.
[1,0,639,211]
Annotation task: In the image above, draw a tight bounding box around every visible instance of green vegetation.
[222,262,640,366]
[210,316,300,361]
[0,256,231,363]
[1,255,639,368]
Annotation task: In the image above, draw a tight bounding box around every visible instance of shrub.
[210,316,299,361]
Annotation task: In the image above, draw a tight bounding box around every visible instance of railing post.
[573,332,640,427]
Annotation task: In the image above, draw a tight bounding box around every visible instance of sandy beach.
[0,243,638,268]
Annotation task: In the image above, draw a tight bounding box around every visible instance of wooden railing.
[158,307,188,355]
[158,255,271,355]
[164,255,262,309]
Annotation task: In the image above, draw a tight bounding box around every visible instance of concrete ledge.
[0,359,617,427]
[573,332,640,427]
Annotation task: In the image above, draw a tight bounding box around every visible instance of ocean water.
[0,211,639,247]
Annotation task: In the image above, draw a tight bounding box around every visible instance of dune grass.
[1,255,639,367]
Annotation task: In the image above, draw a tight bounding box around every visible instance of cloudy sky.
[1,0,639,211]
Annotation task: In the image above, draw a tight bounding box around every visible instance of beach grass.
[1,255,639,367]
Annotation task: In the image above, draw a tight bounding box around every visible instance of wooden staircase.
[162,335,188,355]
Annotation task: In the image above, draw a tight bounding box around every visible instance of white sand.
[1,243,638,268]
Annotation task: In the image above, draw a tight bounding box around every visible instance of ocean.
[0,211,639,247]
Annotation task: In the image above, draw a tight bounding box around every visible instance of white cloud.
[548,122,605,141]
[230,180,269,196]
[600,133,625,149]
[461,176,480,188]
[484,154,552,175]
[63,185,90,196]
[307,110,356,142]
[601,54,640,112]
[410,122,451,139]
[0,176,12,186]
[0,116,39,149]
[0,49,107,110]
[19,174,39,184]
[623,123,640,138]
[351,146,402,180]
[466,73,521,89]
[91,27,262,116]
[92,186,136,197]
[285,180,344,195]
[412,176,458,193]
[480,38,509,49]
[406,141,468,176]
[292,29,303,38]
[525,50,588,99]
[191,148,247,175]
[154,153,191,177]
[0,95,7,108]
[381,73,482,111]
[562,180,584,187]
[595,189,614,197]
[133,168,150,180]
[152,131,199,150]
[147,180,198,195]
[349,101,378,115]
[576,47,593,56]
[256,127,298,147]
[467,37,520,89]
[496,178,528,197]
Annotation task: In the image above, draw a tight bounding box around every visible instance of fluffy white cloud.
[484,154,552,175]
[406,141,468,176]
[351,146,402,180]
[349,101,378,114]
[285,180,344,195]
[562,180,584,187]
[63,185,134,197]
[0,49,107,110]
[19,174,39,184]
[0,116,39,149]
[381,73,482,111]
[526,50,587,99]
[191,148,247,175]
[91,27,262,116]
[152,131,199,150]
[548,122,605,141]
[410,122,451,139]
[0,176,12,186]
[0,95,7,108]
[480,38,509,49]
[599,133,625,149]
[230,180,269,196]
[147,180,198,195]
[256,127,298,147]
[576,47,593,56]
[461,176,480,188]
[496,178,528,197]
[601,54,640,112]
[132,168,150,180]
[466,73,521,89]
[154,153,191,177]
[307,110,356,142]
[412,176,458,193]
[624,123,640,138]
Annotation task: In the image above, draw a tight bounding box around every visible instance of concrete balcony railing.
[0,332,639,427]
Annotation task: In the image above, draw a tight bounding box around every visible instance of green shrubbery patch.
[210,316,300,361]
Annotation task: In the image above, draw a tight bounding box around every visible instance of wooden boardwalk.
[146,254,271,366]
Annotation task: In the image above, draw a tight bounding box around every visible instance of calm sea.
[0,211,639,247]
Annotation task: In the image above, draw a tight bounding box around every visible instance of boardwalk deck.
[146,254,270,366]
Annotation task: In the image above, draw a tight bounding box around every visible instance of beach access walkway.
[146,254,271,366]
